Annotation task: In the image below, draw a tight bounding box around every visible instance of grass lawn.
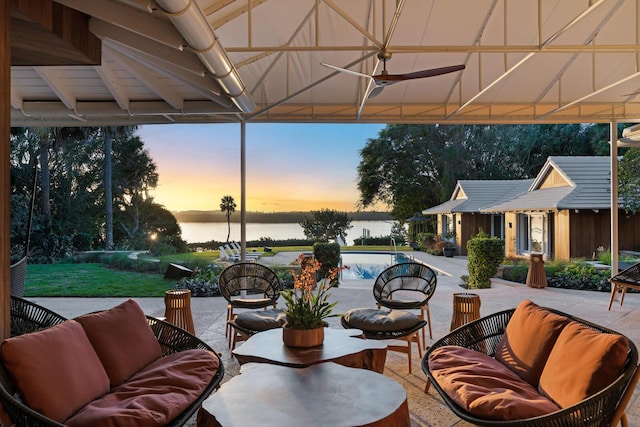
[23,246,409,297]
[24,263,176,297]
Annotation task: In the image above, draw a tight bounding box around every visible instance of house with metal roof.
[422,179,533,256]
[481,156,640,261]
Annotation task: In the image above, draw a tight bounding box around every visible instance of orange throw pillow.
[0,320,110,422]
[495,300,569,387]
[538,321,629,408]
[76,299,162,387]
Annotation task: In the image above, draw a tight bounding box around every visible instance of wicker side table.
[526,253,548,288]
[450,293,481,331]
[164,289,195,334]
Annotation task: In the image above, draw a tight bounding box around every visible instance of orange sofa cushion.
[76,299,162,387]
[66,349,220,427]
[495,300,570,387]
[0,320,110,423]
[429,346,559,420]
[538,321,629,408]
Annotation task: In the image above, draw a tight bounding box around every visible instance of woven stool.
[526,253,548,288]
[164,289,195,334]
[450,293,481,331]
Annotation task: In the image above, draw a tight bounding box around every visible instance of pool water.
[339,252,413,280]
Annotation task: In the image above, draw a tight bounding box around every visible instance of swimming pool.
[339,252,414,280]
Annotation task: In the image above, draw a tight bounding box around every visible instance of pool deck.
[30,251,640,427]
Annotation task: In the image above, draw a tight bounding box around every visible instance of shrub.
[174,265,222,297]
[547,261,610,292]
[313,242,341,281]
[467,231,504,289]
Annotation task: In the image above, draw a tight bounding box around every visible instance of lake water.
[179,220,395,246]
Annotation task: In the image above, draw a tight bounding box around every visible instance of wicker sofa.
[423,300,639,427]
[0,297,224,427]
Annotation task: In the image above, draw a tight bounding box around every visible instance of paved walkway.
[31,252,640,427]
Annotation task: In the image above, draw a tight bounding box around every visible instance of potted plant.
[279,254,344,347]
[442,231,456,257]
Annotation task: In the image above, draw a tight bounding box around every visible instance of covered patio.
[3,1,640,425]
[30,252,640,426]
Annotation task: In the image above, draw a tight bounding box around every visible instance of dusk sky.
[137,123,387,213]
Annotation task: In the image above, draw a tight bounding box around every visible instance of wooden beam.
[11,0,101,66]
[1,0,11,340]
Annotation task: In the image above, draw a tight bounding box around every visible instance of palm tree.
[220,195,236,243]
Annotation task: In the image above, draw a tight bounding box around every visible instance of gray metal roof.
[483,156,614,212]
[422,179,533,214]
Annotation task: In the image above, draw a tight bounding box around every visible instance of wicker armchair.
[341,262,437,373]
[0,298,224,427]
[218,262,285,348]
[422,307,640,427]
[10,295,67,337]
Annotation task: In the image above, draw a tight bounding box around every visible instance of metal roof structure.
[422,179,534,214]
[10,0,640,127]
[482,156,616,212]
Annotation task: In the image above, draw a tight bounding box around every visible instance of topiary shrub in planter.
[467,231,504,289]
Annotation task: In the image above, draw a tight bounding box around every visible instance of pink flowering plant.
[280,254,344,330]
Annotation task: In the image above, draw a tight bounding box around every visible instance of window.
[491,215,504,239]
[517,213,547,255]
[442,214,455,241]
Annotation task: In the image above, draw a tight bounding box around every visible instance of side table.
[526,253,548,288]
[450,292,481,331]
[232,328,387,373]
[197,362,410,427]
[164,289,195,334]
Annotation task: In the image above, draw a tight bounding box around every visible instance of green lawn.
[23,245,408,297]
[24,263,175,297]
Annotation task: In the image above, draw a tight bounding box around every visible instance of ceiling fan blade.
[321,62,372,80]
[375,64,465,82]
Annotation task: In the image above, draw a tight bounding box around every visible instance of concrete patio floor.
[31,251,640,426]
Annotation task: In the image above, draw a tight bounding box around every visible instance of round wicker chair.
[341,261,438,373]
[218,262,284,348]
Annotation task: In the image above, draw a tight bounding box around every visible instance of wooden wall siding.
[504,212,517,258]
[568,210,640,259]
[555,210,571,261]
[11,0,101,66]
[538,168,570,189]
[459,213,492,256]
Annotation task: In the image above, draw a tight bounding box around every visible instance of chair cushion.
[234,308,287,331]
[538,321,629,408]
[0,320,110,423]
[75,299,162,387]
[342,308,420,332]
[494,300,570,387]
[66,349,220,427]
[429,345,560,420]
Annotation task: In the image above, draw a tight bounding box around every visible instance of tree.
[299,209,352,242]
[357,123,608,220]
[619,147,640,215]
[220,195,236,243]
[102,126,137,250]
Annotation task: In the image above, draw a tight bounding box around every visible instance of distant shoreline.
[173,210,393,223]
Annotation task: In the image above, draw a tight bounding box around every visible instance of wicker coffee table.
[197,362,410,427]
[232,327,387,373]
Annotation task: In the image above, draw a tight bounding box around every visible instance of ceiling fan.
[321,49,465,99]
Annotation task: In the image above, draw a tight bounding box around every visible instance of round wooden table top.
[198,362,410,427]
[232,327,387,372]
